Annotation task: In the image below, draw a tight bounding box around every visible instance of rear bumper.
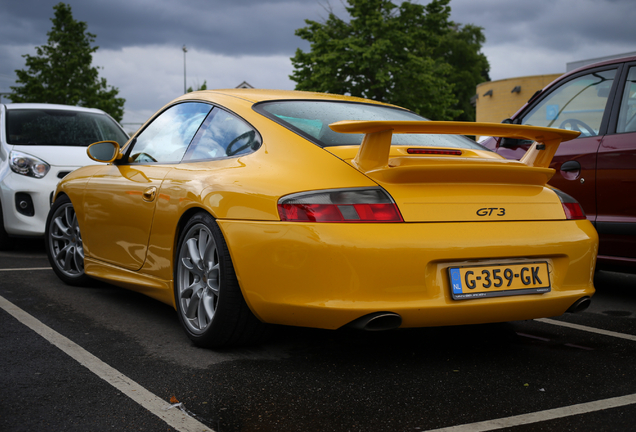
[219,220,598,329]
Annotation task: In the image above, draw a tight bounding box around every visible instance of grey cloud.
[449,0,636,52]
[5,0,633,62]
[0,0,333,55]
[2,0,635,122]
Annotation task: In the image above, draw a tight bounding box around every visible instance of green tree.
[290,0,489,121]
[187,80,208,93]
[436,23,490,121]
[9,3,125,122]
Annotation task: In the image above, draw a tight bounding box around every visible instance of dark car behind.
[481,55,636,273]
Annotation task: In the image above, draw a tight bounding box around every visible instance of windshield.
[6,109,128,146]
[254,100,483,149]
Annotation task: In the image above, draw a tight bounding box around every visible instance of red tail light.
[553,188,586,220]
[278,188,403,222]
[561,202,586,220]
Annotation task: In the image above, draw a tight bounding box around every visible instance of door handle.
[142,186,157,202]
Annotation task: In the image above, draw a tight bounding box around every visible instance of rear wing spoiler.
[329,121,580,172]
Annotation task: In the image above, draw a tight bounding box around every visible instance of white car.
[0,103,128,249]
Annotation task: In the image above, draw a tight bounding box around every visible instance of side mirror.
[501,137,535,148]
[87,141,122,163]
[500,137,520,148]
[499,118,533,148]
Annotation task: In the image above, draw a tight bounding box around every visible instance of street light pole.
[182,45,187,94]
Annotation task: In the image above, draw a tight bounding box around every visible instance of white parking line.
[425,393,636,431]
[428,394,636,432]
[3,265,634,432]
[0,295,214,432]
[537,318,636,342]
[426,318,636,431]
[0,267,51,271]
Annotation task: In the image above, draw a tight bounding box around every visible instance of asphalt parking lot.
[1,240,635,432]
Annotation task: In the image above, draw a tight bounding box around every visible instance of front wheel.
[174,212,268,348]
[45,195,92,286]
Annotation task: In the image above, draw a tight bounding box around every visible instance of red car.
[482,55,636,273]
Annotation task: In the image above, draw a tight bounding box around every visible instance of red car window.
[520,70,616,137]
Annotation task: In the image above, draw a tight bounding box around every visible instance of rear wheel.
[174,211,268,348]
[45,195,92,286]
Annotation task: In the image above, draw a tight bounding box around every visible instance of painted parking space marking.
[537,318,636,342]
[2,266,633,431]
[0,295,214,432]
[0,267,51,271]
[426,319,636,431]
[426,393,636,432]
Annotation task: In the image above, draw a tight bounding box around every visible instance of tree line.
[9,0,489,123]
[291,0,489,121]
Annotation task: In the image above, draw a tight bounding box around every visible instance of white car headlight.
[9,150,50,178]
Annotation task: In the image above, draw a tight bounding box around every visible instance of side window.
[182,108,261,161]
[617,67,636,133]
[93,114,129,146]
[128,102,212,163]
[521,69,616,137]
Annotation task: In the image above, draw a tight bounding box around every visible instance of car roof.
[565,54,636,77]
[181,88,396,106]
[4,103,107,114]
[508,54,636,119]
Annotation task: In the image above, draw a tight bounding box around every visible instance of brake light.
[278,188,403,222]
[407,148,462,155]
[561,202,586,220]
[552,188,586,220]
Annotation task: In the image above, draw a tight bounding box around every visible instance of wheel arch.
[52,191,69,204]
[172,206,217,269]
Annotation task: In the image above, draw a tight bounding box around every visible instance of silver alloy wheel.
[48,202,84,277]
[176,223,221,335]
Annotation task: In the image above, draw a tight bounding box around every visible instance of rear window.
[254,100,484,149]
[6,109,128,146]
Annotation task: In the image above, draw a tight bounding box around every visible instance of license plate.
[448,262,551,300]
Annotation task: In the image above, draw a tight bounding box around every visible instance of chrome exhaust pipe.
[347,312,402,331]
[566,296,591,313]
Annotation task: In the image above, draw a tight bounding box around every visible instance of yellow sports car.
[45,90,598,348]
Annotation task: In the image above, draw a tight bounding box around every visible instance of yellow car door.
[82,164,173,270]
[82,102,213,270]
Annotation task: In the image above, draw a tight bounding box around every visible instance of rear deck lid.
[327,121,580,222]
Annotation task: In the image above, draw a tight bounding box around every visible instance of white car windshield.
[6,109,128,146]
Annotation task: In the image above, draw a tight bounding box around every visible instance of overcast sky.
[1,0,635,131]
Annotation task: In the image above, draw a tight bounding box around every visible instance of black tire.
[174,211,268,348]
[45,195,92,286]
[0,202,12,251]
